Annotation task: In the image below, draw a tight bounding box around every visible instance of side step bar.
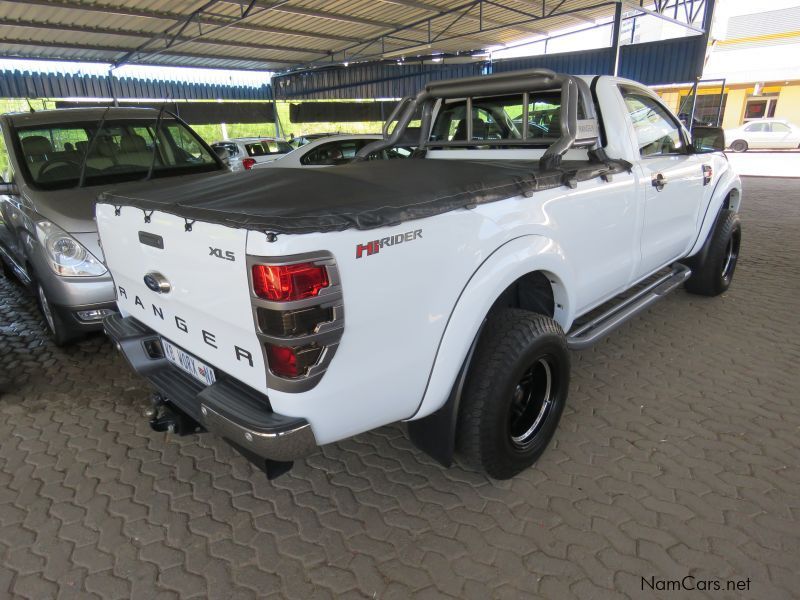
[567,264,691,350]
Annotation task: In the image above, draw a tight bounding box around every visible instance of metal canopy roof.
[0,0,660,72]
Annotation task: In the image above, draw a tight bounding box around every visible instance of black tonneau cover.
[99,157,629,235]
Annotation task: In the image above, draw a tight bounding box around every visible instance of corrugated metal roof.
[0,67,272,99]
[0,0,641,71]
[274,34,709,99]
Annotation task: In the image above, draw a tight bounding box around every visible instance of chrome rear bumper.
[103,314,318,469]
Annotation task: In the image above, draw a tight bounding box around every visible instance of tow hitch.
[146,393,203,436]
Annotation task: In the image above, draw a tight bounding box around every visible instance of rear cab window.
[429,90,584,145]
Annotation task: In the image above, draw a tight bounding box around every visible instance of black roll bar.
[355,68,601,170]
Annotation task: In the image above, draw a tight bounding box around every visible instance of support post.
[611,1,623,76]
[688,79,699,127]
[272,95,283,139]
[107,67,119,107]
[715,77,726,127]
[695,0,716,79]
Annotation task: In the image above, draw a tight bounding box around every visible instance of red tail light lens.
[242,157,257,170]
[266,344,298,377]
[252,263,329,302]
[265,344,322,378]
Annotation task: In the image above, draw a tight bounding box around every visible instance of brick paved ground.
[0,177,798,599]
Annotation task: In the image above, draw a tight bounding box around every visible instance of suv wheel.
[685,209,741,296]
[457,308,570,479]
[36,283,78,346]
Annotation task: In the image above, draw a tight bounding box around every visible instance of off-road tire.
[730,139,748,152]
[685,209,741,296]
[457,308,570,479]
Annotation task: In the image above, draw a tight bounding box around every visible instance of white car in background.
[254,134,413,169]
[210,137,293,171]
[725,119,800,152]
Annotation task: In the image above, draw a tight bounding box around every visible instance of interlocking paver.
[0,177,798,598]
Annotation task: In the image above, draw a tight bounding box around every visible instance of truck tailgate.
[96,203,267,394]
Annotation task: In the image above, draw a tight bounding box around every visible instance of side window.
[0,127,13,183]
[165,124,206,162]
[744,122,766,132]
[301,141,343,165]
[245,143,266,156]
[621,86,686,157]
[770,122,790,133]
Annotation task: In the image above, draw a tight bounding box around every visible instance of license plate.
[161,338,217,386]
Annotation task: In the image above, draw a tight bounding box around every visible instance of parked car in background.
[0,107,228,344]
[210,137,292,171]
[288,132,340,148]
[725,118,800,152]
[254,134,413,169]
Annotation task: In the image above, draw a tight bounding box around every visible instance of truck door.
[619,85,704,277]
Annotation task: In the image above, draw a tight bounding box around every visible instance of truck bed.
[99,157,630,235]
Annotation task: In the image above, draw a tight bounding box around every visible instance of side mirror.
[213,146,231,166]
[0,181,20,195]
[691,126,725,153]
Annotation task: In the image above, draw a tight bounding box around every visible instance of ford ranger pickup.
[95,69,741,479]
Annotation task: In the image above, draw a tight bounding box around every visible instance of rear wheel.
[457,309,570,479]
[730,139,748,152]
[685,209,741,296]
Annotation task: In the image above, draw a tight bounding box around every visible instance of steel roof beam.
[298,0,612,69]
[378,0,547,35]
[221,0,521,42]
[620,0,705,33]
[0,0,364,43]
[0,18,330,56]
[0,38,294,67]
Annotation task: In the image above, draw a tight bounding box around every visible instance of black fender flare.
[683,201,733,271]
[407,319,485,467]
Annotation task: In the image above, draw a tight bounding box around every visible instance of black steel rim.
[721,231,740,282]
[508,357,555,450]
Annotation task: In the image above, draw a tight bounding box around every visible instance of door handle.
[651,173,668,191]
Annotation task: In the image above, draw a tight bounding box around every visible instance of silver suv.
[0,107,228,345]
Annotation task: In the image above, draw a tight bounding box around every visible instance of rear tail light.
[242,157,257,170]
[252,263,329,302]
[248,252,343,391]
[265,344,322,378]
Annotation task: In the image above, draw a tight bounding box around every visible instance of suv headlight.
[35,221,107,277]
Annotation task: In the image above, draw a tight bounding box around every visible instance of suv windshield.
[14,118,221,190]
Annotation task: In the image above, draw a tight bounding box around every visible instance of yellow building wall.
[722,88,747,129]
[658,91,681,114]
[775,84,800,125]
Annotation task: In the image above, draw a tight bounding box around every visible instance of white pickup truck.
[97,70,742,480]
